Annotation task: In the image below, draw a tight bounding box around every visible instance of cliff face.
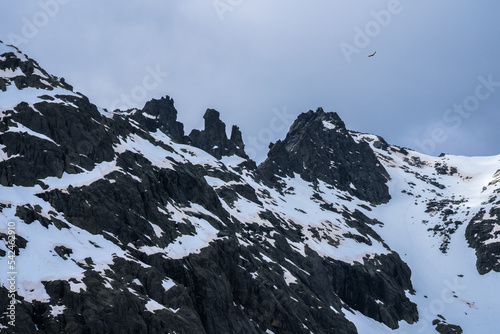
[1,41,499,334]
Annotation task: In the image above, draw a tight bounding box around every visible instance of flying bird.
[368,51,376,57]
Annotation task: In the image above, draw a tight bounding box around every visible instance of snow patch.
[50,305,66,316]
[322,120,336,130]
[145,299,166,313]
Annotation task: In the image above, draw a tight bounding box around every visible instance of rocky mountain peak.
[0,41,73,92]
[288,107,346,134]
[229,124,245,153]
[129,95,184,141]
[187,108,248,159]
[259,108,391,204]
[4,43,500,334]
[203,108,226,140]
[0,43,116,187]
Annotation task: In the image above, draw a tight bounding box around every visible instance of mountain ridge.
[1,41,500,333]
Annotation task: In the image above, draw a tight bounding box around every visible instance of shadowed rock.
[187,109,248,159]
[130,96,184,142]
[259,108,390,204]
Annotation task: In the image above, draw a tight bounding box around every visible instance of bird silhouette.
[368,51,376,57]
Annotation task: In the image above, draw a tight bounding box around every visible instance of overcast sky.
[1,1,499,162]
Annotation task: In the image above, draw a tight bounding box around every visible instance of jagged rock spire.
[187,109,248,159]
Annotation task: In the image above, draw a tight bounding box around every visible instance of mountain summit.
[1,41,500,333]
[260,108,390,204]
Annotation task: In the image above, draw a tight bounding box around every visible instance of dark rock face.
[259,108,390,204]
[0,98,116,187]
[327,254,417,329]
[0,42,420,333]
[38,151,229,249]
[0,44,72,92]
[465,207,500,274]
[187,109,248,159]
[6,264,206,334]
[167,238,360,334]
[129,96,184,142]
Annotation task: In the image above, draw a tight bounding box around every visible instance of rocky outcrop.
[259,108,390,204]
[0,43,73,91]
[129,96,184,142]
[187,109,248,159]
[0,97,116,186]
[465,207,500,274]
[433,319,463,334]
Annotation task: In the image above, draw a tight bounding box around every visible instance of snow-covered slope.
[351,133,500,333]
[1,41,499,333]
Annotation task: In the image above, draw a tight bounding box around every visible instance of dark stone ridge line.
[0,42,423,333]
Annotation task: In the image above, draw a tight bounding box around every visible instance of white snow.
[220,154,246,167]
[162,278,175,292]
[322,120,336,130]
[280,265,297,286]
[484,223,500,244]
[49,305,66,316]
[362,142,500,333]
[145,299,166,312]
[149,222,164,238]
[97,106,114,119]
[0,84,78,110]
[138,202,220,259]
[39,160,121,191]
[0,205,143,303]
[114,134,178,171]
[231,171,390,265]
[8,122,58,145]
[142,112,157,119]
[0,67,23,79]
[342,308,394,334]
[0,143,21,162]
